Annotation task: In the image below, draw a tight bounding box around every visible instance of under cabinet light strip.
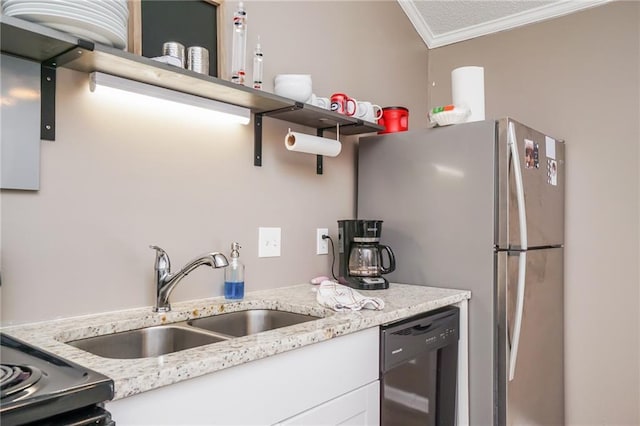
[89,72,251,125]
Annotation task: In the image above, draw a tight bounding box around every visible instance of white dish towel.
[316,280,385,312]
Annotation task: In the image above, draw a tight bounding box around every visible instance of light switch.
[258,227,281,258]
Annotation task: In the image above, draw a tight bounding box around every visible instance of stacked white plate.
[1,0,128,49]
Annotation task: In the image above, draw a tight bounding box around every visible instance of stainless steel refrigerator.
[358,118,564,426]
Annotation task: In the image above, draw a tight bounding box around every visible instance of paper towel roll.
[285,131,342,157]
[451,66,485,122]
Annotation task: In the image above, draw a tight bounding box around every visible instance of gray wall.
[2,2,638,424]
[427,2,640,425]
[0,1,428,322]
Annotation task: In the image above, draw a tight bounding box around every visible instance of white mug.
[352,101,383,122]
[308,94,331,110]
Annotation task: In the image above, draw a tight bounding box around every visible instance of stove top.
[1,364,44,399]
[0,333,114,425]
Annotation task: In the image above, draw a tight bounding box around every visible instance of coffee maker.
[338,219,396,290]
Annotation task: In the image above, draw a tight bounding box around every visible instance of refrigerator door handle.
[507,120,528,250]
[508,251,527,381]
[507,121,528,382]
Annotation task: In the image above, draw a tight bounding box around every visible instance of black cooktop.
[0,333,114,425]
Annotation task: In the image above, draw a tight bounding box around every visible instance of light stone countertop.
[1,283,470,400]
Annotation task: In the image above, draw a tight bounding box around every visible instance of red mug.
[330,93,357,116]
[378,106,409,134]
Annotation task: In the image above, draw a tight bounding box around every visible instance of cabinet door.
[1,54,41,190]
[107,328,379,425]
[278,381,380,426]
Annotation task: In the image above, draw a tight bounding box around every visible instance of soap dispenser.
[224,242,245,299]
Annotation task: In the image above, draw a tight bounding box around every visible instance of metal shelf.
[258,101,381,135]
[0,15,79,62]
[1,15,383,174]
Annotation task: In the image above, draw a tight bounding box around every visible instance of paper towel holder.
[253,101,382,175]
[286,124,340,175]
[254,106,343,175]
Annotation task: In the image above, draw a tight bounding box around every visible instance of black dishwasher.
[380,306,459,426]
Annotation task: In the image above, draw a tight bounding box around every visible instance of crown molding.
[398,0,612,49]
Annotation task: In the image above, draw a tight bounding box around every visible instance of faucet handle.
[149,245,171,272]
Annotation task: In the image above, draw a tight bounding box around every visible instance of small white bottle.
[252,37,263,90]
[224,242,245,299]
[231,2,247,85]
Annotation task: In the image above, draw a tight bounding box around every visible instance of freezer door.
[496,119,565,249]
[357,122,497,288]
[496,248,564,426]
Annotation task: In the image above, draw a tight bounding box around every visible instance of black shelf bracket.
[253,103,303,168]
[316,128,324,175]
[254,113,263,166]
[39,39,95,141]
[40,64,56,141]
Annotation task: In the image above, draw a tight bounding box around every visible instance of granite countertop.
[1,283,470,400]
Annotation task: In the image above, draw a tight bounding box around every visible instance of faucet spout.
[150,246,228,312]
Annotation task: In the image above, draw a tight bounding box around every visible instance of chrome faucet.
[150,245,229,312]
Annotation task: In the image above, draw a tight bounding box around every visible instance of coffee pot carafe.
[338,219,396,290]
[348,243,396,277]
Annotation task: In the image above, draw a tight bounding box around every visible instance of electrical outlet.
[316,228,329,255]
[258,227,281,258]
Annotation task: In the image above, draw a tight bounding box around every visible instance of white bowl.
[274,81,312,103]
[274,81,311,89]
[275,74,311,83]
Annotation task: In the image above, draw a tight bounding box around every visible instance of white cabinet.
[277,382,379,426]
[106,302,469,426]
[0,54,40,190]
[106,327,379,425]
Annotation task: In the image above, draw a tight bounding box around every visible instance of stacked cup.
[162,42,185,67]
[187,47,209,75]
[161,42,209,75]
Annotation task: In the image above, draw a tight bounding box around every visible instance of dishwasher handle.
[384,307,458,335]
[406,318,444,335]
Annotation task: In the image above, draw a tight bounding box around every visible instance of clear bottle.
[231,2,247,85]
[224,242,245,299]
[252,37,263,90]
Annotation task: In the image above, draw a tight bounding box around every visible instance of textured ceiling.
[417,1,554,34]
[398,0,612,48]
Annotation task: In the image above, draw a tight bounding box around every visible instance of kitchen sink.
[187,309,321,337]
[67,325,226,359]
[66,309,321,359]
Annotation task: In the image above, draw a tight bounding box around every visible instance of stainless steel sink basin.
[67,325,225,359]
[66,309,321,359]
[187,309,320,337]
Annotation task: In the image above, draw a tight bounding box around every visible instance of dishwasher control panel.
[424,326,457,346]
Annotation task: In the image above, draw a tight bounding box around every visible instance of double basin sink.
[67,309,321,360]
